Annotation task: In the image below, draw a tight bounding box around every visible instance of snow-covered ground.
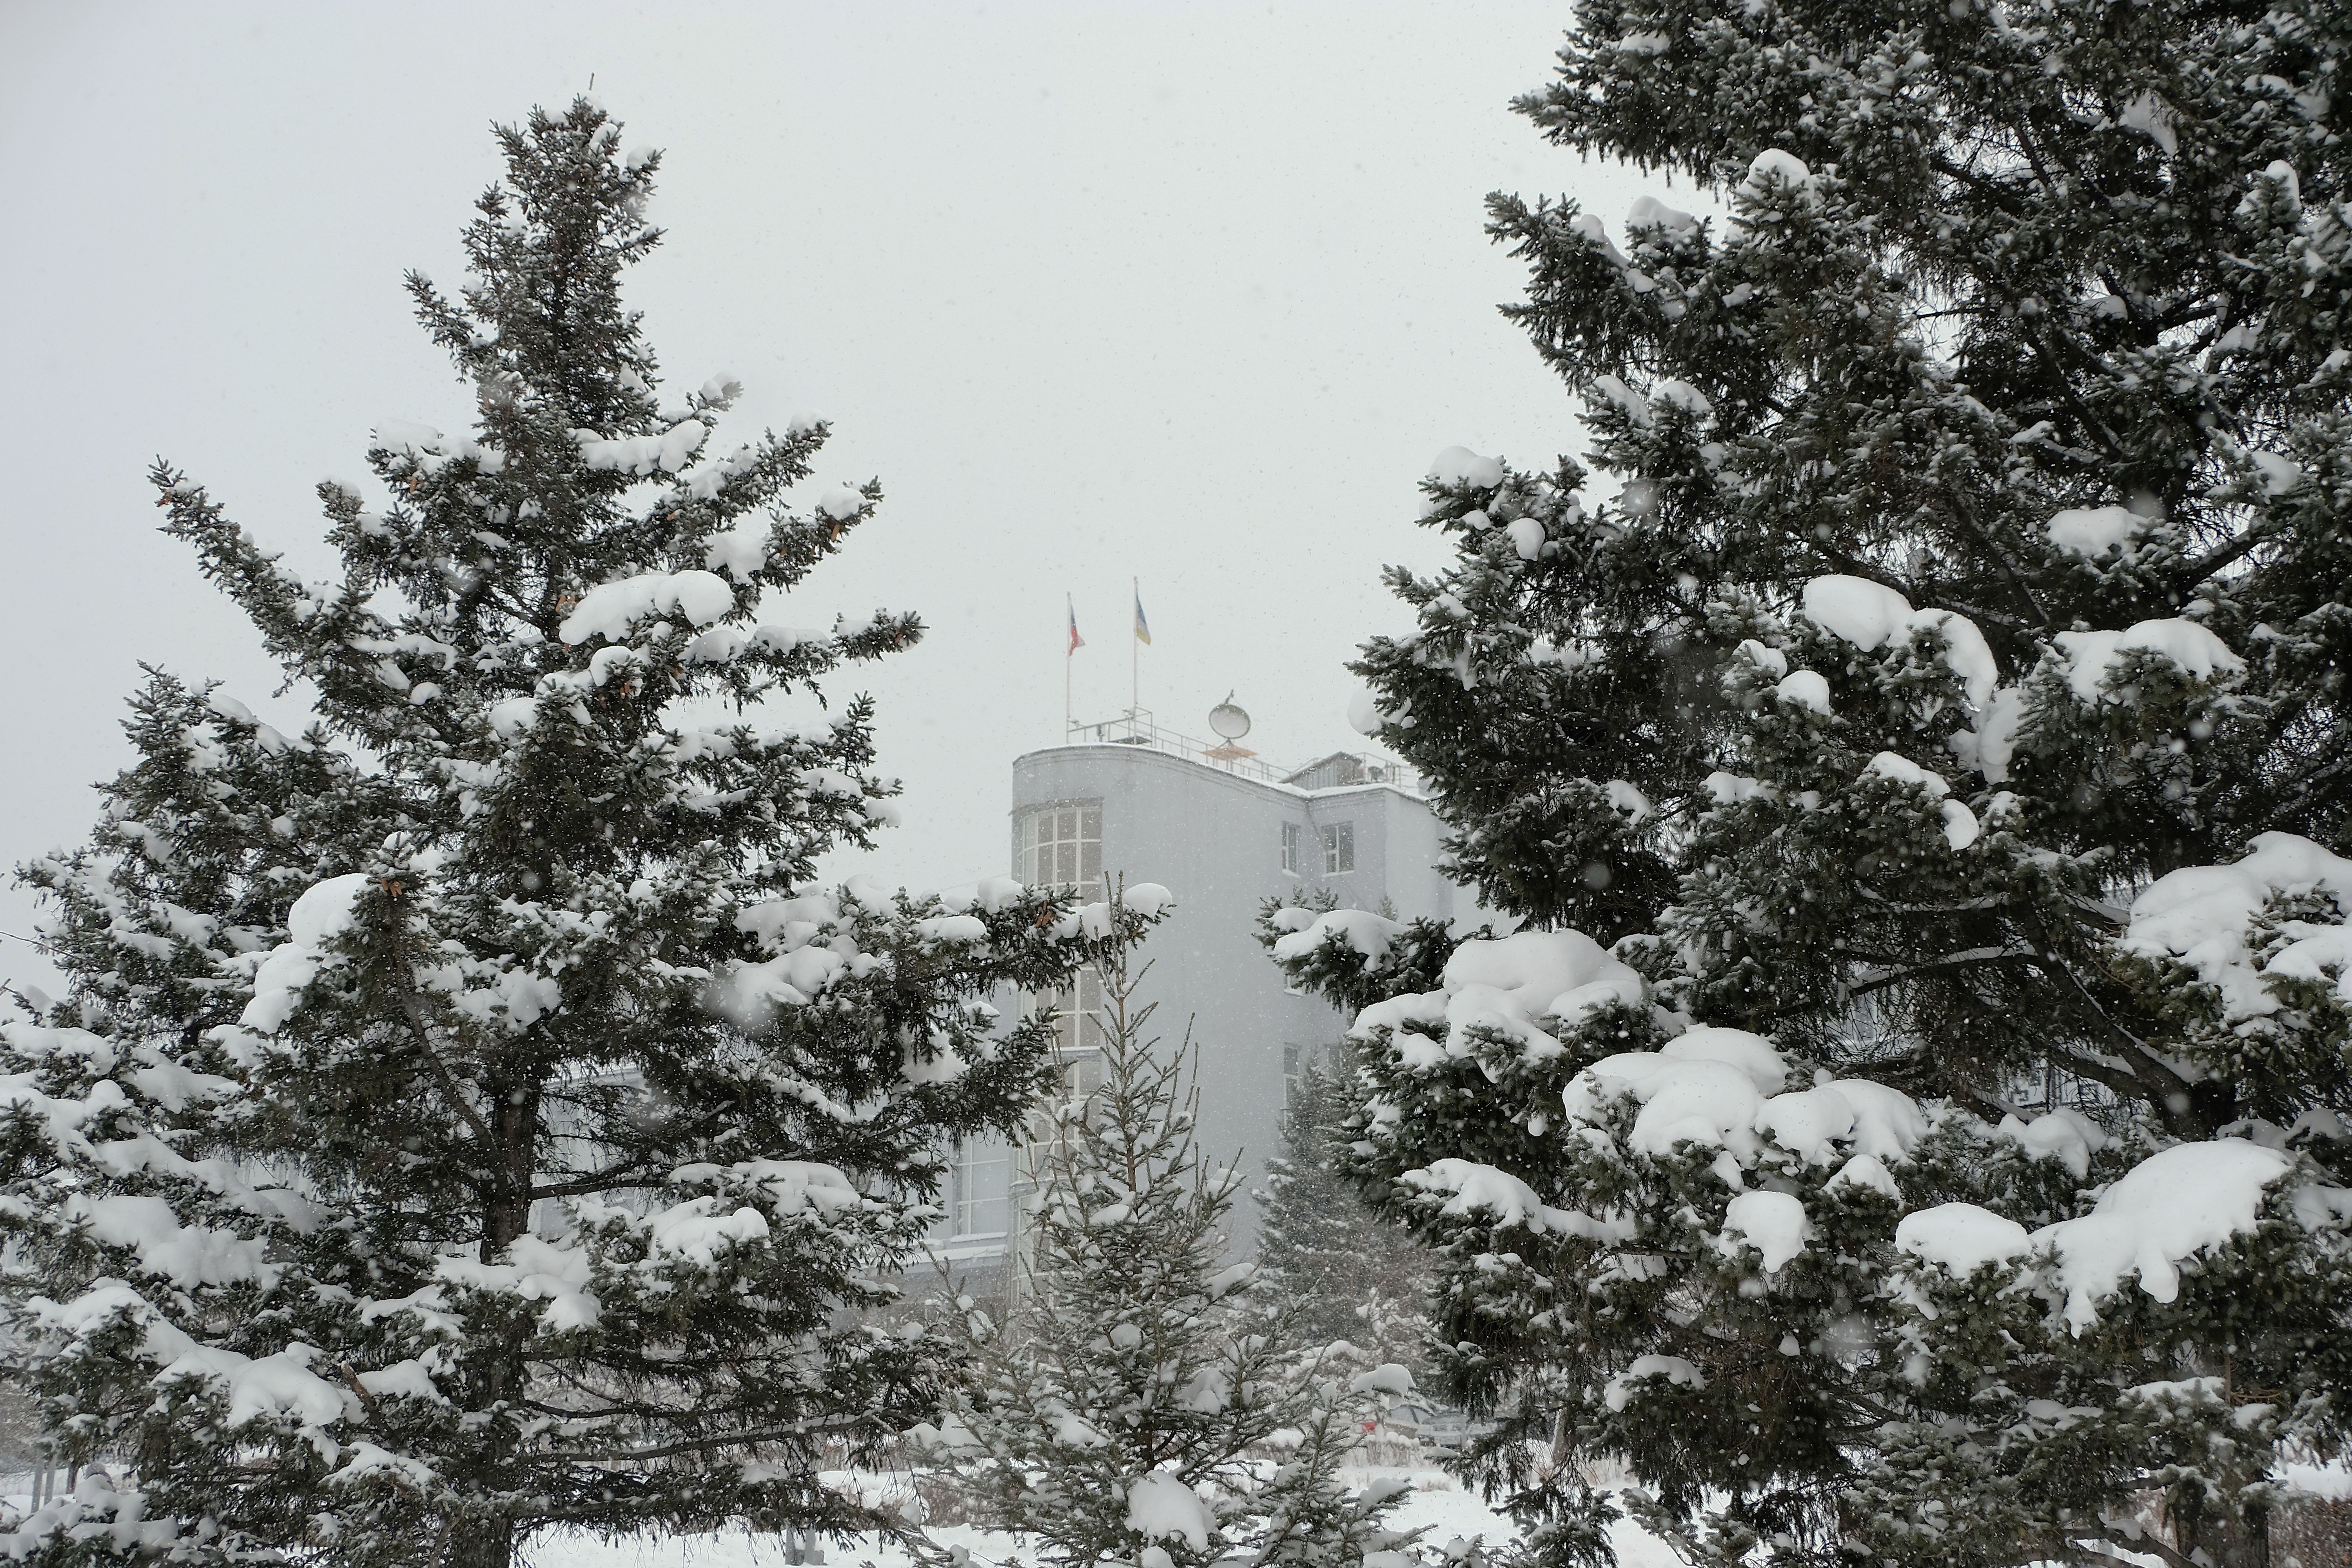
[525,1466,1685,1568]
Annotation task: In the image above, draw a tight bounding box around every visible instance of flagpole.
[1131,576,1140,717]
[1065,593,1073,742]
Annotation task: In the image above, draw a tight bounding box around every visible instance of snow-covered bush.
[0,99,1151,1568]
[1272,6,2352,1566]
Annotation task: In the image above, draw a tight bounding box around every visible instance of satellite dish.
[1207,691,1252,741]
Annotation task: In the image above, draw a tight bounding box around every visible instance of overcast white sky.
[0,2,1659,986]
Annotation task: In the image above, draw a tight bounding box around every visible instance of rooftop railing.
[1059,708,1421,795]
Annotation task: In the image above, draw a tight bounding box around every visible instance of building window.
[1280,822,1302,874]
[1320,820,1355,874]
[1019,803,1102,889]
[951,1134,1011,1237]
[1029,1047,1109,1144]
[1283,1044,1312,1109]
[1034,964,1105,1056]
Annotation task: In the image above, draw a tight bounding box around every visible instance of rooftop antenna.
[1204,691,1255,761]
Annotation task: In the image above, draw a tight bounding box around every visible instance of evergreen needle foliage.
[0,99,1147,1568]
[1267,6,2352,1566]
[918,935,1417,1568]
[1253,1048,1434,1382]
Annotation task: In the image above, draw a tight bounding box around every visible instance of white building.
[933,708,1459,1277]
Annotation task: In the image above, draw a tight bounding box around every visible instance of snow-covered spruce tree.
[1253,1049,1433,1381]
[0,99,1150,1568]
[1265,7,2352,1566]
[917,931,1417,1568]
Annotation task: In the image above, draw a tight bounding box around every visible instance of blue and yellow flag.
[1134,587,1151,645]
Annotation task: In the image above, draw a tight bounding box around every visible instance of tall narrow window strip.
[1280,821,1301,873]
[1041,964,1105,1056]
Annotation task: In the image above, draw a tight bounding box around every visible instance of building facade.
[932,713,1459,1278]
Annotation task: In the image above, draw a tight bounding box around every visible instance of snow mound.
[578,419,709,477]
[1626,194,1699,239]
[1828,1153,1901,1200]
[1602,1354,1705,1412]
[1774,669,1831,713]
[63,1194,272,1290]
[1898,1202,2031,1276]
[1738,148,1812,196]
[703,521,771,579]
[1902,1142,2310,1332]
[289,872,372,948]
[1755,1086,1856,1164]
[1652,378,1712,416]
[1272,906,1400,965]
[561,570,737,644]
[1428,446,1504,490]
[1630,1059,1766,1159]
[2047,504,2144,559]
[1126,1472,1212,1552]
[1863,751,1949,798]
[1827,1080,1930,1162]
[240,873,376,1034]
[1803,576,1996,708]
[1997,1107,2108,1180]
[2054,619,2243,703]
[1401,1158,1630,1242]
[2033,1140,2292,1331]
[1121,883,1174,918]
[646,1198,769,1264]
[438,1234,603,1331]
[154,1340,355,1432]
[1559,1027,1790,1161]
[1349,1363,1417,1396]
[1722,1189,1810,1270]
[1948,686,2026,782]
[1661,1026,1786,1093]
[1351,928,1644,1063]
[1805,575,1912,650]
[1589,374,1653,428]
[2120,832,2352,1020]
[933,876,1028,915]
[1564,1032,1925,1175]
[1860,753,1978,848]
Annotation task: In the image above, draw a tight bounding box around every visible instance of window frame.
[1283,1043,1310,1110]
[1320,820,1356,874]
[1017,800,1103,890]
[948,1133,1013,1238]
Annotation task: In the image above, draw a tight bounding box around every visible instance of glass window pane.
[1057,808,1077,841]
[955,1136,1012,1236]
[1082,842,1100,881]
[1081,805,1102,838]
